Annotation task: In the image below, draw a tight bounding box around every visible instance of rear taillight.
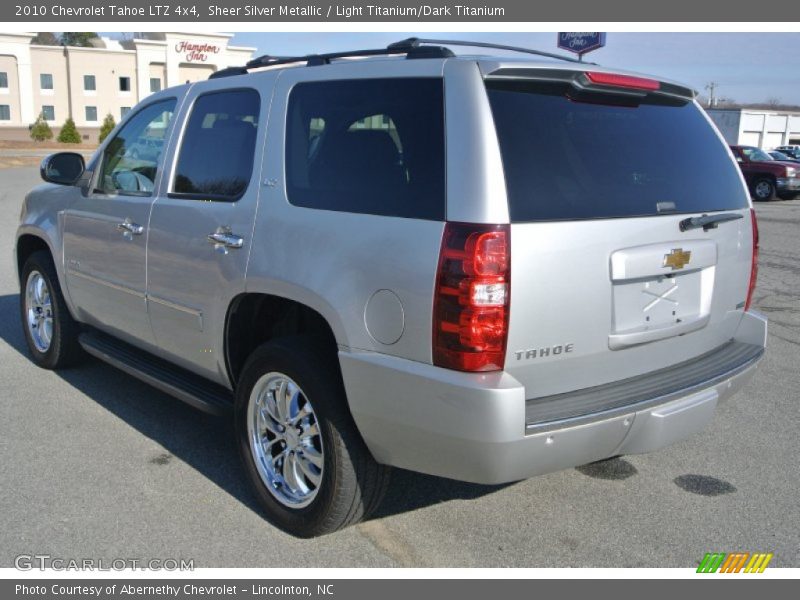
[584,71,661,91]
[433,223,510,372]
[745,208,759,311]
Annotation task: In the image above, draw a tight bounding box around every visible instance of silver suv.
[16,39,766,537]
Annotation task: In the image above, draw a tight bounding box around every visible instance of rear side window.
[171,89,260,201]
[486,80,749,222]
[286,78,445,220]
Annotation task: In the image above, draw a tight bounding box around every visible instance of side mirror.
[40,152,85,185]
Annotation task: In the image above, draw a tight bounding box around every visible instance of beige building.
[0,32,255,142]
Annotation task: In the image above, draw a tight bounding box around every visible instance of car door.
[146,77,275,384]
[63,97,178,348]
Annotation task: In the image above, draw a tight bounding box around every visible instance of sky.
[222,32,800,104]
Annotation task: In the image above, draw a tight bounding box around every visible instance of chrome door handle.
[116,219,143,235]
[207,230,244,249]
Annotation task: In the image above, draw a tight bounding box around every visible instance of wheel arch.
[16,231,55,282]
[223,291,344,388]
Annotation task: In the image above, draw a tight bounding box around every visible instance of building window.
[119,77,131,92]
[84,75,96,91]
[85,106,98,122]
[0,105,10,120]
[40,73,53,90]
[121,106,131,119]
[42,105,55,121]
[0,72,8,89]
[150,78,161,93]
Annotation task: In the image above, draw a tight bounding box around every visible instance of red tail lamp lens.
[433,223,510,372]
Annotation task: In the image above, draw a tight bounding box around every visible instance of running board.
[78,330,233,415]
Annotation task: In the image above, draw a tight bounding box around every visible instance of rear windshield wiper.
[679,212,743,232]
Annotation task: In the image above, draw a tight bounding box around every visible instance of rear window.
[486,80,749,222]
[286,78,445,220]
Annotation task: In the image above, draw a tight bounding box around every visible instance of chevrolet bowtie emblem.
[663,248,692,270]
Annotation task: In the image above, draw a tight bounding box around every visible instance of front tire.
[235,337,390,537]
[752,177,777,201]
[19,250,84,369]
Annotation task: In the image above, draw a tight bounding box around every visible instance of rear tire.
[19,250,84,369]
[235,336,390,537]
[752,177,777,201]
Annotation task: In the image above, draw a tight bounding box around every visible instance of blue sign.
[557,32,607,56]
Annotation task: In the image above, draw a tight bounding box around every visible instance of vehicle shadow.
[0,293,510,525]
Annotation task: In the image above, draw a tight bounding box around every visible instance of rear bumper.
[339,311,767,484]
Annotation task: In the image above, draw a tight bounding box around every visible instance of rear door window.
[286,78,445,220]
[171,88,260,201]
[486,80,749,222]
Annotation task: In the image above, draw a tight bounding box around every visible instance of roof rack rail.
[208,37,585,80]
[209,41,454,79]
[389,37,588,64]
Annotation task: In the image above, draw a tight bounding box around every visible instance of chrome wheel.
[247,372,324,508]
[25,270,53,353]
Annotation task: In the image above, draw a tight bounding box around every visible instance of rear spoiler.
[484,68,697,101]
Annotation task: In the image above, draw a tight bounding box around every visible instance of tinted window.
[84,75,95,91]
[286,78,445,220]
[172,89,260,201]
[97,98,176,196]
[41,105,55,121]
[0,105,9,121]
[740,146,772,162]
[486,80,749,222]
[85,106,97,122]
[40,74,53,90]
[0,72,8,88]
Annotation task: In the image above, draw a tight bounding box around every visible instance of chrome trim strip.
[66,268,145,299]
[524,347,763,434]
[147,294,204,330]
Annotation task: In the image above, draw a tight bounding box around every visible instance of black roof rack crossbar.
[208,43,453,78]
[388,37,589,64]
[209,37,582,80]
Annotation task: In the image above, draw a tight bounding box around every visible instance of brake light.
[745,208,759,311]
[584,72,661,91]
[433,223,510,372]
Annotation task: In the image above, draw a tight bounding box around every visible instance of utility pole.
[705,82,718,108]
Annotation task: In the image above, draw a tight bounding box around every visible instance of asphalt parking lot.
[0,165,798,568]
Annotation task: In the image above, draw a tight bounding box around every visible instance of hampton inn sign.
[174,41,222,62]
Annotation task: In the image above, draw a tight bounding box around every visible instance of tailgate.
[484,69,754,398]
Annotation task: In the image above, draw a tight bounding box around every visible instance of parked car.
[730,145,800,200]
[18,38,766,537]
[769,150,800,164]
[775,145,800,159]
